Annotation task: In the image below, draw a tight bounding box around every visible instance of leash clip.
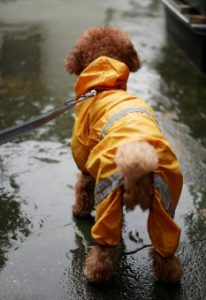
[79,89,97,100]
[64,89,97,107]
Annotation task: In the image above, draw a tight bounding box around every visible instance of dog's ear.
[64,49,82,75]
[122,41,141,72]
[129,51,141,72]
[64,52,74,74]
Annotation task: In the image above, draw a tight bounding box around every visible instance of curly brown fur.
[64,26,140,75]
[115,141,158,211]
[72,172,95,217]
[150,248,183,284]
[84,245,119,283]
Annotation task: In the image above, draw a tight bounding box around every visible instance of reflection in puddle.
[0,191,31,268]
[0,140,76,271]
[0,150,31,268]
[0,25,42,82]
[155,40,206,148]
[0,24,50,130]
[0,23,75,143]
[184,185,206,242]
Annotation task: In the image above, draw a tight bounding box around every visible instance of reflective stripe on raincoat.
[71,56,183,258]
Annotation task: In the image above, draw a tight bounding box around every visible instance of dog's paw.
[150,248,183,284]
[84,245,118,283]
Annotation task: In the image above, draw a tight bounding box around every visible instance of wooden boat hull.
[161,0,206,73]
[184,0,206,16]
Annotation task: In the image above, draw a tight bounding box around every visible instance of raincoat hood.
[75,56,130,98]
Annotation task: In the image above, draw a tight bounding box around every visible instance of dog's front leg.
[83,182,122,283]
[72,172,95,217]
[84,244,119,283]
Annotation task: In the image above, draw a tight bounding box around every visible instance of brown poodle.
[64,26,183,284]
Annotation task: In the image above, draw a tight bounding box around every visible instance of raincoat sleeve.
[86,138,124,246]
[91,188,123,246]
[71,120,90,173]
[147,189,181,257]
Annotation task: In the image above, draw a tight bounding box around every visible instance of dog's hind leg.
[72,172,95,217]
[115,141,158,211]
[150,248,183,284]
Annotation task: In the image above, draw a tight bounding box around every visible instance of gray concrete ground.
[0,0,206,299]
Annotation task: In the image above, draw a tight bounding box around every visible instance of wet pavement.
[0,0,206,299]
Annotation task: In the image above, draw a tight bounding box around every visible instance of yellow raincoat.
[71,56,183,257]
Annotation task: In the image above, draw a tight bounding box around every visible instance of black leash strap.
[0,89,97,145]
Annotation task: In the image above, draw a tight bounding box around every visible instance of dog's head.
[64,26,141,75]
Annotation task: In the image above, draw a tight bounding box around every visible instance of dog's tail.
[115,141,158,210]
[115,141,158,179]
